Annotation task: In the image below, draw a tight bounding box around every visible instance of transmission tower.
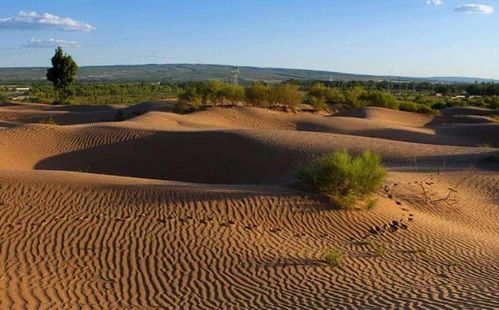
[231,67,240,85]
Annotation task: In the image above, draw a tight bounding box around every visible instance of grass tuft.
[373,246,386,257]
[296,150,387,209]
[323,249,344,267]
[415,246,428,255]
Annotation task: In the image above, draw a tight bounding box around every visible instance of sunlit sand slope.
[0,170,497,309]
[0,103,497,309]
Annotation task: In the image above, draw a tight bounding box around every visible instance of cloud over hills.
[0,11,95,32]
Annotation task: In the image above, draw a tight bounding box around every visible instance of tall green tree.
[46,46,78,104]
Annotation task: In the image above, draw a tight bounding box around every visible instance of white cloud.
[426,0,443,6]
[22,38,81,48]
[0,11,95,32]
[454,3,494,14]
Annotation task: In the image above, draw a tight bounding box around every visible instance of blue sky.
[0,0,498,78]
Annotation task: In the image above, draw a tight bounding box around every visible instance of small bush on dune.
[306,83,346,111]
[344,86,366,107]
[327,88,346,105]
[323,249,343,267]
[486,97,499,109]
[245,82,271,107]
[205,79,225,105]
[359,91,399,110]
[175,86,204,113]
[373,245,386,257]
[0,92,7,103]
[306,83,330,110]
[269,83,303,109]
[399,101,435,114]
[306,96,326,111]
[296,150,387,209]
[219,84,245,105]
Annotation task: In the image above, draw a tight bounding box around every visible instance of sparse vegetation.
[175,80,303,112]
[269,83,303,110]
[306,85,438,114]
[373,245,386,257]
[448,260,463,267]
[305,83,344,110]
[21,82,179,106]
[176,85,205,113]
[296,150,387,209]
[358,90,399,109]
[356,239,373,246]
[323,249,344,267]
[0,91,7,104]
[5,75,498,116]
[415,246,428,255]
[245,82,272,107]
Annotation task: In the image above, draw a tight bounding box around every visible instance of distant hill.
[0,63,494,84]
[427,76,496,84]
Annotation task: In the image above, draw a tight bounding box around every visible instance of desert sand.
[0,101,497,309]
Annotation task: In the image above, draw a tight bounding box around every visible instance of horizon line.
[0,62,497,81]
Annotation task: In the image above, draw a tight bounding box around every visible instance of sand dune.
[334,107,434,127]
[0,170,497,309]
[0,123,494,184]
[0,102,498,309]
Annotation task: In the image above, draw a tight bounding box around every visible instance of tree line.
[1,47,496,112]
[295,80,499,96]
[176,80,499,113]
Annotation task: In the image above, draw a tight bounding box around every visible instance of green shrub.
[306,83,346,110]
[205,80,225,105]
[359,91,399,109]
[0,92,7,103]
[398,101,435,114]
[306,96,325,111]
[373,246,386,257]
[485,97,499,109]
[415,246,428,255]
[219,84,245,105]
[345,86,365,107]
[245,82,271,107]
[327,88,346,105]
[269,83,303,109]
[175,86,204,112]
[431,101,449,110]
[296,150,387,208]
[323,249,343,267]
[306,83,330,110]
